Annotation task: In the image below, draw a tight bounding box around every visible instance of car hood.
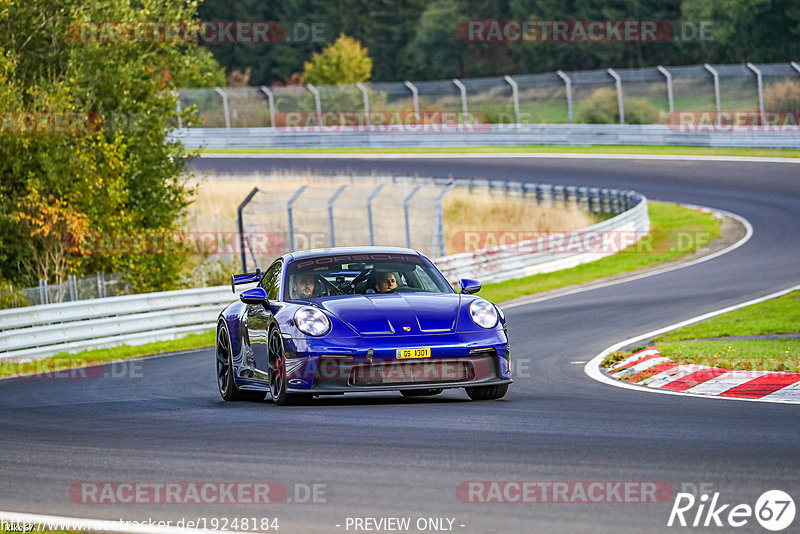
[316,293,460,335]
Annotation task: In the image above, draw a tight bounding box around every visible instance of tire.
[216,323,265,402]
[465,383,509,401]
[268,326,312,406]
[400,388,443,397]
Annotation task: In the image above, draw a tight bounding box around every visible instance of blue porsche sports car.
[216,246,511,405]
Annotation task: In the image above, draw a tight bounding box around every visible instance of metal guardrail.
[169,124,800,149]
[0,286,231,360]
[0,180,649,362]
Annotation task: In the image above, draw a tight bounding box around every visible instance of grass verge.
[602,291,800,374]
[480,201,721,303]
[198,145,800,158]
[654,291,800,342]
[657,340,800,373]
[1,330,214,379]
[3,202,725,380]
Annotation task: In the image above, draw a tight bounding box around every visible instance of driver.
[291,272,316,299]
[374,271,398,293]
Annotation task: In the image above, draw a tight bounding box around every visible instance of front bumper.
[282,331,511,394]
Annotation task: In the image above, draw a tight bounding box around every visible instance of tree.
[0,0,224,291]
[302,34,372,85]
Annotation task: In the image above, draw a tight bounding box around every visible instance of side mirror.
[240,287,269,305]
[459,278,481,294]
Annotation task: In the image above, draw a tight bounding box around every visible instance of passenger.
[291,272,316,299]
[374,271,398,293]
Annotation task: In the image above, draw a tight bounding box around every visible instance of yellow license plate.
[396,347,431,359]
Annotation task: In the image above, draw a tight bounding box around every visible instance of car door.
[246,260,282,379]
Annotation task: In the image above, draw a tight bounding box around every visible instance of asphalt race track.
[1,156,799,533]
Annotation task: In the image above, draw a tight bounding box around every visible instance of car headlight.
[469,299,498,329]
[294,307,331,336]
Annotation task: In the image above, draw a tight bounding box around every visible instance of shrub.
[577,88,660,124]
[0,278,29,309]
[764,80,800,111]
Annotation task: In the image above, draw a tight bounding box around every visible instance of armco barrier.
[0,286,231,361]
[169,124,800,149]
[0,179,648,362]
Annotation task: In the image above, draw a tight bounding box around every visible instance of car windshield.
[284,253,454,300]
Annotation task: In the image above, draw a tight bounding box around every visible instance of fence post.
[503,75,521,125]
[355,82,370,126]
[607,68,625,125]
[237,187,260,272]
[657,66,674,116]
[404,81,420,123]
[306,84,322,126]
[259,86,276,127]
[214,87,231,129]
[215,214,222,256]
[366,184,385,246]
[68,275,78,301]
[556,70,574,123]
[746,63,765,125]
[403,185,422,249]
[39,279,48,305]
[433,184,454,257]
[171,90,183,129]
[287,185,308,252]
[452,78,468,125]
[327,185,347,247]
[704,64,722,127]
[96,272,106,299]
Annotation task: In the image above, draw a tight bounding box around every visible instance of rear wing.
[230,268,262,293]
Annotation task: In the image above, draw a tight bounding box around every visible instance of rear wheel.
[217,324,265,402]
[400,388,443,397]
[268,327,312,406]
[465,383,509,401]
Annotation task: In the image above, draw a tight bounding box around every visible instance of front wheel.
[268,327,312,406]
[465,383,509,401]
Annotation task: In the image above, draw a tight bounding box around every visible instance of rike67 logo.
[668,487,795,531]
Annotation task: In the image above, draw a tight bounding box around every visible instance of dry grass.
[442,190,594,254]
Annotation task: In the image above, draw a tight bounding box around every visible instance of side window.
[261,261,282,300]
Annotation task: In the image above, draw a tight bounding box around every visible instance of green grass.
[654,291,800,342]
[197,145,800,158]
[480,201,721,303]
[604,291,800,374]
[658,340,800,373]
[0,329,214,379]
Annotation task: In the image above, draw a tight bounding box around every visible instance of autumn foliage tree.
[302,34,373,85]
[0,0,224,292]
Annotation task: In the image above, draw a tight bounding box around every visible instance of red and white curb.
[607,347,800,401]
[585,283,800,404]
